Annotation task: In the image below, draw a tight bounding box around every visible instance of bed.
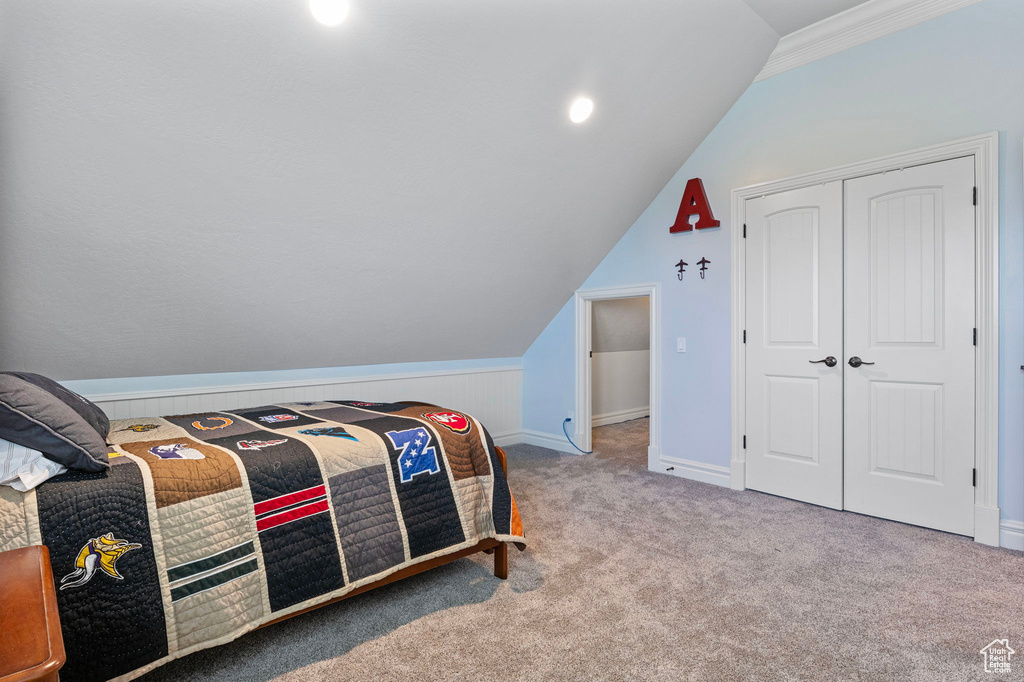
[0,396,525,682]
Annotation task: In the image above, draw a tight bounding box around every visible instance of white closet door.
[843,157,976,535]
[745,183,844,509]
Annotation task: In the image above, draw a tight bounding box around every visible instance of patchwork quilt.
[0,400,525,682]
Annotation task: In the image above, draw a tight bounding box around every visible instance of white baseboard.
[1000,520,1024,551]
[490,431,524,448]
[730,459,746,490]
[974,504,1001,547]
[519,429,583,455]
[657,455,731,488]
[592,406,649,427]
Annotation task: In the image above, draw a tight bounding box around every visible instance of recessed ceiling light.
[569,97,594,124]
[310,0,350,27]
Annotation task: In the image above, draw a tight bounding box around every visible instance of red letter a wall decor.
[669,178,720,233]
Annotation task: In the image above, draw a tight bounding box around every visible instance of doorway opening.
[591,297,651,463]
[573,284,660,471]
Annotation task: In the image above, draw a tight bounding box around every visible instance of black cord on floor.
[563,418,593,454]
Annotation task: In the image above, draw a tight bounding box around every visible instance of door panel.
[843,156,975,535]
[745,183,843,509]
[872,188,943,346]
[765,376,819,462]
[870,381,942,480]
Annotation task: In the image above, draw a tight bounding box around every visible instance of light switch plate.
[676,337,687,353]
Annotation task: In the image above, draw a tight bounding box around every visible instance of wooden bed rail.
[495,444,508,476]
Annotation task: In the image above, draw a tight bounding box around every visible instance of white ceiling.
[742,0,871,36]
[0,0,777,380]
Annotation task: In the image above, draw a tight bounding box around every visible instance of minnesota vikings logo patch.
[192,416,233,431]
[299,427,357,441]
[237,439,288,451]
[423,411,472,435]
[60,533,142,590]
[258,414,299,424]
[117,424,159,433]
[149,443,206,459]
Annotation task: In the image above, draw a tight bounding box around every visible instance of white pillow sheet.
[0,437,67,491]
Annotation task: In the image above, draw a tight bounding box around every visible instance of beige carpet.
[142,418,1023,681]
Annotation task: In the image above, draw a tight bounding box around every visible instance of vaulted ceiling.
[743,0,870,36]
[0,0,785,380]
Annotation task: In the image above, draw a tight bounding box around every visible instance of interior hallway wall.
[591,297,649,424]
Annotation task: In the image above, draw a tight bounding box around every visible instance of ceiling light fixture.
[310,0,350,27]
[569,97,594,124]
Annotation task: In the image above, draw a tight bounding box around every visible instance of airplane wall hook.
[697,257,711,279]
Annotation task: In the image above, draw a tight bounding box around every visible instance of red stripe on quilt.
[256,499,330,532]
[253,485,326,517]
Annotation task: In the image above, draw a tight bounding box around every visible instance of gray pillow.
[0,372,110,473]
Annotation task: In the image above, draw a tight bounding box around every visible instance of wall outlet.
[677,337,687,353]
[567,410,574,421]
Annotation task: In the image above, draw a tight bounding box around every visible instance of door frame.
[729,132,1000,546]
[574,284,660,468]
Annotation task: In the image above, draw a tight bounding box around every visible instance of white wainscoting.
[85,366,523,446]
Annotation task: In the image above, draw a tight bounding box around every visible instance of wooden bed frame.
[0,447,512,681]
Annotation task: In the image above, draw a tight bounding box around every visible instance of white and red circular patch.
[423,411,472,435]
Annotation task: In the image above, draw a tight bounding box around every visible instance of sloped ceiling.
[0,0,777,380]
[742,0,870,36]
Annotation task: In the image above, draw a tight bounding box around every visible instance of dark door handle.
[809,356,838,367]
[848,356,875,368]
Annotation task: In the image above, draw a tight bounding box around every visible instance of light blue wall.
[522,303,576,432]
[522,0,1024,524]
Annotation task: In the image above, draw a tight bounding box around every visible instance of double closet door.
[744,156,976,536]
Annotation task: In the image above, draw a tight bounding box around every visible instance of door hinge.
[743,330,747,344]
[973,186,978,206]
[589,350,593,358]
[743,223,747,238]
[973,328,977,346]
[973,468,977,487]
[743,435,747,449]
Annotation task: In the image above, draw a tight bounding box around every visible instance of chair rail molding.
[755,0,986,82]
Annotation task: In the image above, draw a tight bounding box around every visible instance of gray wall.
[0,0,775,380]
[592,297,649,421]
[592,297,649,352]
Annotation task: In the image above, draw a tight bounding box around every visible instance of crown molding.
[754,0,986,82]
